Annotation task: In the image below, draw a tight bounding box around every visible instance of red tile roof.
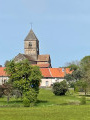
[0,67,72,78]
[40,68,52,77]
[65,68,72,74]
[0,67,7,76]
[40,68,72,78]
[49,68,61,77]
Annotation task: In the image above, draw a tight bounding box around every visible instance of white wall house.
[40,68,72,87]
[0,67,9,85]
[0,67,72,87]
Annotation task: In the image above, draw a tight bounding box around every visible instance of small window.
[29,42,32,47]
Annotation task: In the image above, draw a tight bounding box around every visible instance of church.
[0,29,72,87]
[14,29,52,68]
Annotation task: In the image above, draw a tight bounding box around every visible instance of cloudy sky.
[0,0,90,67]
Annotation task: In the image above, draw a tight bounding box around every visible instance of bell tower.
[24,29,39,60]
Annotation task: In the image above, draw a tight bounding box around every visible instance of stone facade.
[24,29,39,60]
[14,29,52,68]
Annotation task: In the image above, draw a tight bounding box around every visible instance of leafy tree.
[68,64,79,71]
[80,56,90,71]
[65,63,84,88]
[4,60,10,67]
[65,56,90,95]
[80,56,90,94]
[52,80,68,96]
[5,59,42,103]
[0,84,13,102]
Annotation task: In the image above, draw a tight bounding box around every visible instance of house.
[0,67,9,85]
[0,67,72,87]
[40,68,72,87]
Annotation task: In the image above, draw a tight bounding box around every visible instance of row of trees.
[65,56,90,95]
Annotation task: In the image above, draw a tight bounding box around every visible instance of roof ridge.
[48,68,53,77]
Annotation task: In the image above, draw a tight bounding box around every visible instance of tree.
[80,56,90,71]
[52,80,68,96]
[65,56,90,95]
[0,84,13,102]
[5,59,42,103]
[4,60,10,67]
[80,56,90,94]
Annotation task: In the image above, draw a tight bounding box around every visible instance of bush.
[23,97,30,107]
[23,88,37,107]
[52,80,68,96]
[24,88,37,103]
[80,96,86,105]
[65,89,74,96]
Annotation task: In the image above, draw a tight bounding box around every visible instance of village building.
[0,67,72,87]
[0,67,9,85]
[40,68,72,87]
[0,29,72,86]
[14,29,51,68]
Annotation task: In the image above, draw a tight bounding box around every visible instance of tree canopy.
[65,56,90,95]
[5,59,42,104]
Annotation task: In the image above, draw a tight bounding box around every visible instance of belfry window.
[29,42,32,47]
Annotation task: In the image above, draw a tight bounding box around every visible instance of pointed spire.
[24,29,38,41]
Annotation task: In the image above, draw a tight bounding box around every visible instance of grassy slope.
[0,89,90,120]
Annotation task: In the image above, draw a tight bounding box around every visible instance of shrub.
[24,88,37,103]
[80,96,86,105]
[52,80,68,96]
[65,90,74,96]
[23,88,37,107]
[23,97,30,107]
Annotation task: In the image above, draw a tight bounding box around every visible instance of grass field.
[0,88,90,120]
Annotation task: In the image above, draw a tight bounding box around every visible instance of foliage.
[68,64,79,71]
[5,59,42,103]
[65,89,74,96]
[52,80,68,96]
[5,60,42,93]
[80,56,90,94]
[4,60,10,67]
[24,88,37,103]
[80,56,90,71]
[0,84,13,102]
[80,96,86,105]
[64,74,73,82]
[23,97,30,107]
[65,56,90,95]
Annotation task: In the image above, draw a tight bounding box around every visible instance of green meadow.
[0,88,90,120]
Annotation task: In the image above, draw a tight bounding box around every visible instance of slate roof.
[24,29,38,41]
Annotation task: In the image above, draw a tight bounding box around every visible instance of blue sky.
[0,0,90,67]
